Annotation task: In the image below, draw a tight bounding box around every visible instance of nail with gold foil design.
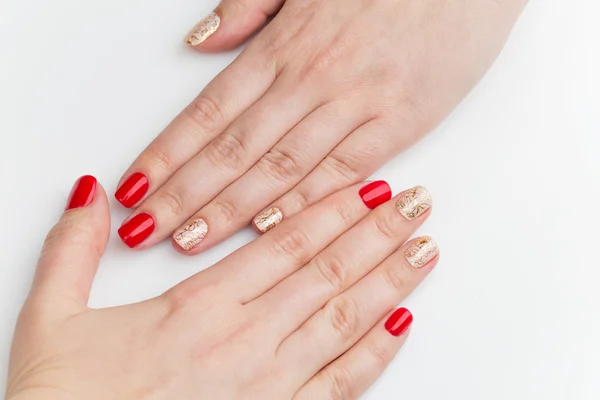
[186,12,221,46]
[396,186,432,221]
[404,237,439,268]
[254,207,283,234]
[173,219,208,251]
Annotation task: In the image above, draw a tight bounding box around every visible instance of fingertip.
[385,307,413,337]
[253,207,284,234]
[185,6,271,53]
[65,175,97,211]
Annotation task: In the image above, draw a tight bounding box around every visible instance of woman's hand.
[114,0,526,252]
[7,176,437,400]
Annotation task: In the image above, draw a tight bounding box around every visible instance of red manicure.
[115,172,149,208]
[359,181,392,209]
[66,175,97,210]
[385,308,413,337]
[118,213,155,248]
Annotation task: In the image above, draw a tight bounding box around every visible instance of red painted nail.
[115,172,149,208]
[66,175,97,210]
[118,213,155,248]
[359,181,392,209]
[385,308,413,337]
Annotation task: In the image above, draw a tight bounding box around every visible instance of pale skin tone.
[116,0,527,253]
[7,179,437,400]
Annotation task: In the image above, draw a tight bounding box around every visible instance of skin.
[6,180,436,400]
[116,0,527,253]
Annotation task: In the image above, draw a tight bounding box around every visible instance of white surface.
[1,0,598,398]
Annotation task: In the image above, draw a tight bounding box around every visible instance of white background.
[0,0,598,398]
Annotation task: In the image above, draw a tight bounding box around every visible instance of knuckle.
[313,255,348,293]
[321,152,363,183]
[42,218,101,259]
[146,144,176,172]
[155,187,186,216]
[326,366,355,400]
[212,197,240,222]
[205,133,246,172]
[367,343,391,371]
[383,263,409,297]
[186,94,225,132]
[327,296,360,340]
[372,214,400,241]
[289,189,311,211]
[332,199,357,227]
[258,148,303,184]
[270,229,311,264]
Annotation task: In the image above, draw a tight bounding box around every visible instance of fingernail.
[186,12,221,46]
[396,186,432,220]
[115,172,149,208]
[254,207,283,234]
[359,181,392,209]
[66,175,97,210]
[385,308,413,337]
[405,236,439,268]
[118,213,155,248]
[173,219,208,251]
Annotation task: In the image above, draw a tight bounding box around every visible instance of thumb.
[185,0,285,52]
[31,175,110,308]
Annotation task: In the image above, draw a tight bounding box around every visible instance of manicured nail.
[385,308,413,337]
[254,207,283,234]
[118,213,155,248]
[359,181,392,209]
[66,175,97,210]
[186,12,221,46]
[173,219,208,251]
[396,186,432,220]
[405,236,439,268]
[115,172,149,208]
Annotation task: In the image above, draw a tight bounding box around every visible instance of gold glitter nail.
[186,12,221,46]
[173,219,208,251]
[404,237,439,268]
[254,207,283,234]
[396,186,432,221]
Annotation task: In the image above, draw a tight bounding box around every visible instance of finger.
[32,176,110,308]
[171,101,366,253]
[171,182,391,304]
[118,76,318,249]
[115,42,277,208]
[256,118,415,228]
[293,309,413,400]
[252,186,432,339]
[185,0,285,52]
[280,236,437,384]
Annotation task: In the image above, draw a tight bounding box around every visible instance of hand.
[114,0,524,252]
[7,177,437,400]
